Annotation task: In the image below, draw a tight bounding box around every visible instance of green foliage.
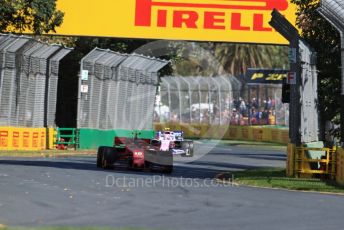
[36,35,77,47]
[291,0,341,124]
[171,41,289,76]
[212,43,289,75]
[0,0,64,34]
[220,168,344,193]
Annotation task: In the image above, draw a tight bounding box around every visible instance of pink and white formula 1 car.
[151,130,194,157]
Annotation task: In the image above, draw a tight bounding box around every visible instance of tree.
[171,42,288,76]
[291,0,341,138]
[212,43,288,75]
[0,0,64,34]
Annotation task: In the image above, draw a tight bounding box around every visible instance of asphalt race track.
[1,142,344,230]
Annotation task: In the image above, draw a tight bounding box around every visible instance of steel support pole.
[290,38,301,145]
[269,9,301,145]
[340,37,344,146]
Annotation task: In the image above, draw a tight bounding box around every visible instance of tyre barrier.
[154,123,290,144]
[1,124,289,151]
[336,148,344,185]
[0,127,55,151]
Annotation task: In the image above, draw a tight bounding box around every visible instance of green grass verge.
[217,168,344,194]
[0,150,96,158]
[200,139,287,150]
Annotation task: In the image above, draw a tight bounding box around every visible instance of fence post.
[287,143,296,177]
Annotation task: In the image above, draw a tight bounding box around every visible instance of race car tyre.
[101,155,108,169]
[163,165,173,174]
[181,141,193,157]
[127,156,135,170]
[144,160,151,170]
[146,150,173,173]
[97,146,106,168]
[188,141,194,157]
[181,141,189,157]
[102,147,116,169]
[149,162,173,174]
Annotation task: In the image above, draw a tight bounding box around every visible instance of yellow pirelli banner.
[0,127,55,151]
[55,0,297,44]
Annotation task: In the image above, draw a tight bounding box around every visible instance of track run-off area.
[1,141,344,230]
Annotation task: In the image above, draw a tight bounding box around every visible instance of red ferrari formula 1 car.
[96,132,173,173]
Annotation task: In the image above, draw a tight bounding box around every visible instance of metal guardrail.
[55,128,78,149]
[78,48,169,131]
[157,76,289,127]
[0,34,71,128]
[294,147,336,179]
